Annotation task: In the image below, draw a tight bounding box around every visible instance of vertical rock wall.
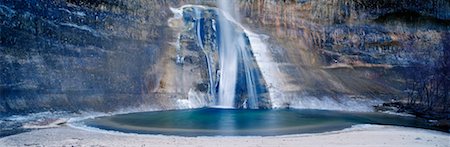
[1,0,448,113]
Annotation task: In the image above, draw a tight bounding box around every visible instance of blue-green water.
[84,108,442,136]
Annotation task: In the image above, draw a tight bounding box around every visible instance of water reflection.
[85,108,446,136]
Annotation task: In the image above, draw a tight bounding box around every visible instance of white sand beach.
[0,124,448,147]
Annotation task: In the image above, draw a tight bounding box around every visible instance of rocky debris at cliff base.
[0,122,29,138]
[22,118,68,129]
[0,111,74,137]
[374,101,450,132]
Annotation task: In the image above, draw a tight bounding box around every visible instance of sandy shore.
[0,124,448,147]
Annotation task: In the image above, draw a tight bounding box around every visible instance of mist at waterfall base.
[83,108,445,136]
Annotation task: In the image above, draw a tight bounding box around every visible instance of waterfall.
[167,4,391,111]
[195,9,216,102]
[217,0,238,108]
[240,38,259,109]
[169,4,268,109]
[217,0,259,109]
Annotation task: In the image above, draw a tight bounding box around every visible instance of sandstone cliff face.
[0,0,176,113]
[240,0,448,66]
[238,0,449,100]
[0,0,448,114]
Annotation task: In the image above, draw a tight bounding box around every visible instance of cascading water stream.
[217,0,238,108]
[239,37,258,109]
[216,0,259,108]
[169,3,269,109]
[195,10,216,101]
